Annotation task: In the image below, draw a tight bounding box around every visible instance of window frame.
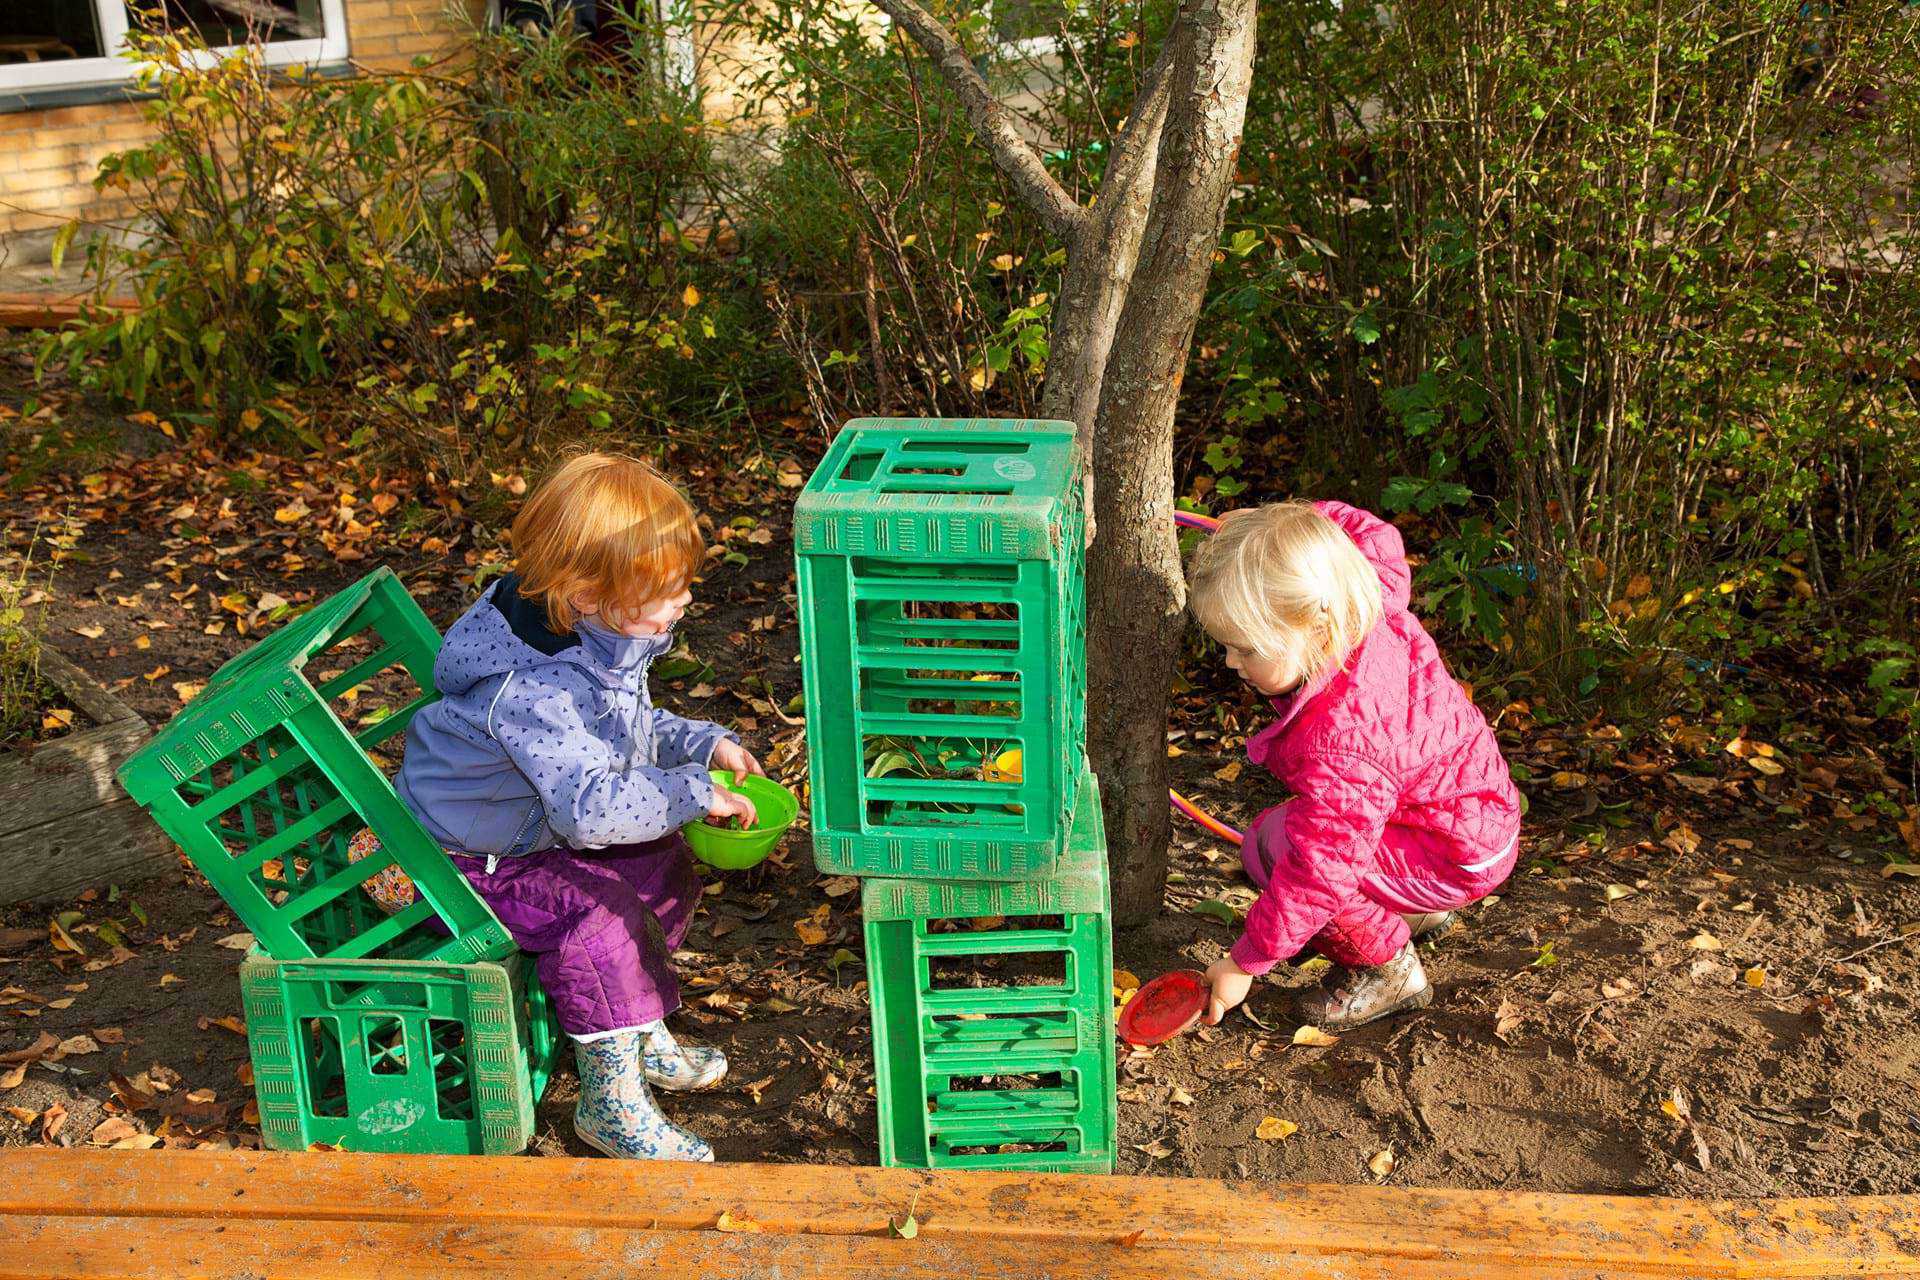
[0,0,349,94]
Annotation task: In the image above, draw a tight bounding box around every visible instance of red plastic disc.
[1117,969,1209,1046]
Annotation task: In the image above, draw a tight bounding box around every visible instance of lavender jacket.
[396,574,733,859]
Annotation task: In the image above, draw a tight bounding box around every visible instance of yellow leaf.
[1213,760,1243,783]
[172,682,205,704]
[1112,969,1140,992]
[70,625,104,640]
[714,1210,761,1233]
[682,284,701,307]
[1746,756,1785,776]
[41,708,75,732]
[990,254,1018,271]
[1291,1025,1338,1047]
[274,499,310,523]
[1368,1148,1395,1179]
[1883,864,1920,880]
[1549,771,1589,790]
[1255,1116,1298,1141]
[1624,573,1652,599]
[1603,884,1636,902]
[1687,932,1722,952]
[1743,967,1767,988]
[794,918,828,946]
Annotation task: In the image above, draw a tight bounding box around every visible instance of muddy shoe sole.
[1315,982,1436,1033]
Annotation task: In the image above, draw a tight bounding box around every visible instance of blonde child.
[1186,501,1522,1031]
[397,453,760,1161]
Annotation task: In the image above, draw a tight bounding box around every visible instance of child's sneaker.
[642,1022,729,1092]
[573,1030,713,1162]
[1402,911,1458,940]
[1297,942,1433,1031]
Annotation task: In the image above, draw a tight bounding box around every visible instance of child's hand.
[706,780,759,830]
[1204,956,1254,1025]
[712,739,765,779]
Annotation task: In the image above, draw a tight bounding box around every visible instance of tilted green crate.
[863,776,1115,1173]
[241,949,559,1155]
[116,567,511,965]
[796,418,1087,880]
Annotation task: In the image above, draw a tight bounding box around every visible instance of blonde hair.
[1187,502,1383,688]
[511,451,705,632]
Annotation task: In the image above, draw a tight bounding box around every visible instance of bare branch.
[867,0,1084,238]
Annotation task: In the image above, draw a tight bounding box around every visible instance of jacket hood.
[1314,500,1412,613]
[433,573,675,697]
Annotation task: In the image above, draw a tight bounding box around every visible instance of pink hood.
[1229,502,1522,974]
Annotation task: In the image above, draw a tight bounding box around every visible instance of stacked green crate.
[241,949,561,1154]
[797,418,1114,1174]
[116,567,511,966]
[795,417,1087,880]
[864,777,1115,1171]
[118,568,558,1156]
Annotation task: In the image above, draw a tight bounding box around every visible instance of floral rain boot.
[572,1030,713,1162]
[1297,942,1434,1031]
[642,1021,729,1093]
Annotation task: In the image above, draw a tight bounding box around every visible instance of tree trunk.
[1088,0,1257,926]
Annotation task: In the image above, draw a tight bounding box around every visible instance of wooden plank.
[37,647,140,729]
[1,1149,1916,1279]
[0,292,135,330]
[0,650,171,904]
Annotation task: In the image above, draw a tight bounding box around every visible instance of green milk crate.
[796,418,1088,880]
[862,776,1115,1173]
[240,949,560,1155]
[117,567,512,966]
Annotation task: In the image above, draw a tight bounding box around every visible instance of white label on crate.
[357,1097,426,1135]
[993,456,1037,482]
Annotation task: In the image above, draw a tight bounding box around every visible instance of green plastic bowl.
[684,771,799,870]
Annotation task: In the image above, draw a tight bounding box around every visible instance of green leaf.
[49,221,79,275]
[1227,227,1261,257]
[1191,899,1238,925]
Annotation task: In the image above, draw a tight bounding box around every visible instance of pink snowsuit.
[1228,502,1522,976]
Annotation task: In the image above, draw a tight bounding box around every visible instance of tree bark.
[865,0,1258,925]
[1088,0,1257,926]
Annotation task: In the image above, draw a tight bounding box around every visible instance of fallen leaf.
[56,1034,100,1057]
[1687,932,1723,952]
[172,682,205,703]
[112,1133,163,1150]
[1213,760,1243,783]
[819,876,859,898]
[1191,899,1238,926]
[1746,756,1785,777]
[1255,1116,1298,1141]
[0,1063,25,1090]
[1291,1025,1339,1047]
[41,1101,67,1143]
[1603,884,1637,902]
[185,1088,217,1104]
[1,1032,60,1065]
[1661,824,1701,856]
[1494,997,1524,1038]
[741,1075,775,1105]
[714,1210,761,1233]
[1601,978,1637,1000]
[1671,774,1718,795]
[1169,1086,1196,1107]
[215,932,255,951]
[46,998,75,1011]
[158,974,184,988]
[48,917,85,956]
[1662,1088,1692,1122]
[1134,1137,1174,1160]
[94,1028,125,1045]
[1116,1228,1146,1248]
[89,1117,140,1147]
[70,624,105,640]
[1744,967,1767,988]
[1883,864,1920,880]
[206,1016,247,1037]
[1369,1148,1396,1179]
[274,499,310,523]
[5,1105,39,1124]
[794,918,828,946]
[891,1212,920,1240]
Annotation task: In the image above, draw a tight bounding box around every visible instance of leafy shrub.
[43,14,730,471]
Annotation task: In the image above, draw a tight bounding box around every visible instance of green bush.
[42,14,733,471]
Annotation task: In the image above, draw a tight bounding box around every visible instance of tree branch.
[867,0,1084,239]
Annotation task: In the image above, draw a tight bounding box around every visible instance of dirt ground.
[5,379,1919,1195]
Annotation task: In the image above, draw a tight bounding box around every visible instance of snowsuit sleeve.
[649,708,737,771]
[490,674,716,849]
[1229,752,1399,975]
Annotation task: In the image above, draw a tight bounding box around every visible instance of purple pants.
[451,836,699,1038]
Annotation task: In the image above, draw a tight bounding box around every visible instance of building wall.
[0,0,481,260]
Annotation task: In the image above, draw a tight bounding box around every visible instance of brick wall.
[0,0,480,257]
